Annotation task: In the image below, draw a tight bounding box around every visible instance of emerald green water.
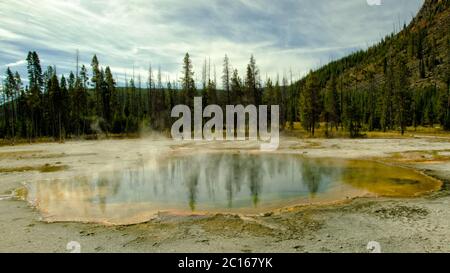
[23,153,441,225]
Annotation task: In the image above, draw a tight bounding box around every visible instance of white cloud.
[0,0,424,87]
[3,60,26,68]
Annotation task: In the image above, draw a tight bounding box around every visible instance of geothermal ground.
[1,136,450,253]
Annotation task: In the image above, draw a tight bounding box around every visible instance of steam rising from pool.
[23,153,441,225]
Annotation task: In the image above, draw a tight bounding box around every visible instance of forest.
[1,1,449,142]
[0,52,300,142]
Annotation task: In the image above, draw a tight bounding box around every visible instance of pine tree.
[181,53,196,109]
[381,58,394,131]
[26,51,43,139]
[206,75,217,106]
[167,80,175,111]
[346,90,363,138]
[245,55,260,105]
[104,66,115,127]
[230,69,242,105]
[154,66,168,129]
[157,66,165,113]
[201,59,209,106]
[324,73,340,135]
[274,77,285,129]
[129,76,136,119]
[67,72,75,135]
[222,54,231,105]
[299,72,320,136]
[77,65,89,135]
[91,55,102,116]
[262,77,274,105]
[49,73,62,140]
[14,72,26,138]
[417,28,427,79]
[443,38,450,130]
[60,75,69,140]
[364,68,376,131]
[4,68,16,142]
[393,55,411,135]
[148,64,155,120]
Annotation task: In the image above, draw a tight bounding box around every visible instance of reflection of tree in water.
[300,161,321,198]
[265,155,278,179]
[204,155,221,201]
[74,177,91,218]
[185,159,200,211]
[223,154,263,207]
[299,159,340,198]
[225,156,234,208]
[248,156,262,207]
[84,154,342,213]
[95,176,109,214]
[226,154,244,208]
[35,154,367,222]
[162,156,201,211]
[91,172,122,214]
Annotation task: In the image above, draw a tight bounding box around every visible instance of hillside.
[306,0,449,90]
[296,0,450,135]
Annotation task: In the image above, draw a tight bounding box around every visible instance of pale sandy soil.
[1,136,450,253]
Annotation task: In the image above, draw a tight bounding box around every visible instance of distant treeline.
[0,52,298,142]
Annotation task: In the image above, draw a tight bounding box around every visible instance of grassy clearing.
[0,164,69,173]
[1,124,449,147]
[283,122,450,139]
[0,151,44,159]
[0,137,56,147]
[0,133,145,147]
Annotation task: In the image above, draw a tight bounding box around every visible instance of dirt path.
[1,137,450,253]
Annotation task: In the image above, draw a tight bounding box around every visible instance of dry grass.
[0,151,44,159]
[0,137,55,147]
[0,134,145,147]
[0,164,69,173]
[283,122,450,139]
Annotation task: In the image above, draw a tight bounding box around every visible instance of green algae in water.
[23,153,441,225]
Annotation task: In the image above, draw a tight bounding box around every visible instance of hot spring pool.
[22,152,441,225]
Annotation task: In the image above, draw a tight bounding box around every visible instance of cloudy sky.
[0,0,424,87]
